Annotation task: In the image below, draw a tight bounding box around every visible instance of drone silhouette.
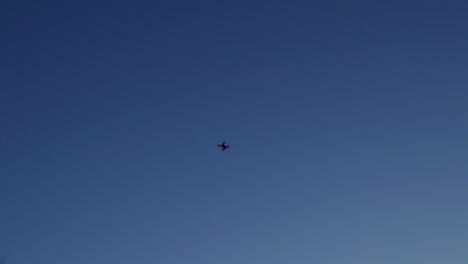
[218,141,230,151]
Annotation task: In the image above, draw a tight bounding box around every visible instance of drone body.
[218,141,230,151]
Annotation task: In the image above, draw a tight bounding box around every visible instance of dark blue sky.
[2,1,468,263]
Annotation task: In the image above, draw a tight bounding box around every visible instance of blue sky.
[1,1,468,263]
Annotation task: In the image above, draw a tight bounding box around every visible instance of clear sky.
[1,1,468,263]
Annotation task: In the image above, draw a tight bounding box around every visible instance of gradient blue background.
[1,1,468,263]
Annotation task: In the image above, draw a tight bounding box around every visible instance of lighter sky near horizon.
[1,1,468,263]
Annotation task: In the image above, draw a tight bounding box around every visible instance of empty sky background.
[1,0,468,263]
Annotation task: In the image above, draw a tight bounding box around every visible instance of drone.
[218,141,230,151]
